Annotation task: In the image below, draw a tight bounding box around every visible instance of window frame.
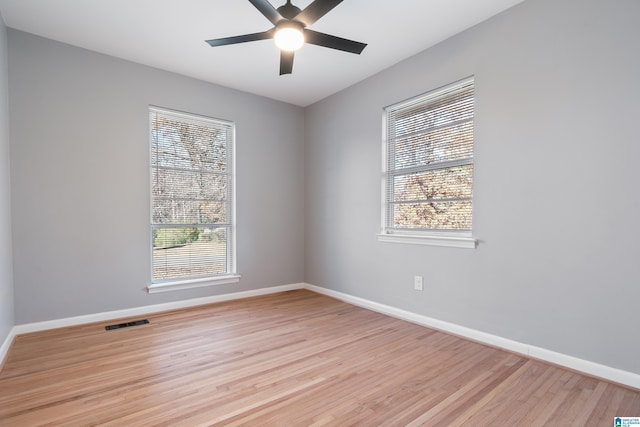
[147,106,239,293]
[377,77,477,249]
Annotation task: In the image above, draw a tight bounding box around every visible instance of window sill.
[376,233,476,249]
[147,275,241,294]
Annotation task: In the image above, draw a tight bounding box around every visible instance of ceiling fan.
[205,0,367,75]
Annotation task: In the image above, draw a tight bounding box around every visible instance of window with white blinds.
[150,107,235,284]
[380,77,475,247]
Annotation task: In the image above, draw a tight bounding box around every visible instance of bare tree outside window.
[150,108,234,282]
[384,78,474,235]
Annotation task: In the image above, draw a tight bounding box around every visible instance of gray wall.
[304,0,640,374]
[0,15,14,345]
[6,0,640,377]
[8,30,305,324]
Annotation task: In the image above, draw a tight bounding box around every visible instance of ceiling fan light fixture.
[206,0,367,74]
[274,22,304,51]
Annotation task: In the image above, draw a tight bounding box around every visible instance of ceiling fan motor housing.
[276,1,302,20]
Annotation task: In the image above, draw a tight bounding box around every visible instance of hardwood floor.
[1,290,638,426]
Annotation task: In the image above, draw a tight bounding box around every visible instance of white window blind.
[383,78,474,239]
[150,107,235,283]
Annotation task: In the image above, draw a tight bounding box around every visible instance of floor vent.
[105,319,150,331]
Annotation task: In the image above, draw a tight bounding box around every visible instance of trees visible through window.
[383,78,474,238]
[150,107,235,282]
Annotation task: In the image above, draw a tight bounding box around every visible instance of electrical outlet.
[414,275,423,291]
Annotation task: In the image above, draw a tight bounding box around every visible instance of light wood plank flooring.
[1,290,639,426]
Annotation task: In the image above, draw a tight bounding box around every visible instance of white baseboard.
[0,328,16,369]
[13,283,305,335]
[304,283,640,390]
[4,281,639,390]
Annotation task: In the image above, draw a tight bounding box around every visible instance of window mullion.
[388,157,473,177]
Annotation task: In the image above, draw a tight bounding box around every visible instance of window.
[379,77,476,248]
[149,107,238,292]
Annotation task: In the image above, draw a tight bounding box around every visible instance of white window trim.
[378,77,477,249]
[147,274,241,294]
[376,232,476,248]
[148,106,239,292]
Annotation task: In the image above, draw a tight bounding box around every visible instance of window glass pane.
[392,201,472,231]
[392,121,473,169]
[152,227,228,281]
[151,117,228,173]
[152,168,227,201]
[152,200,227,224]
[391,87,474,138]
[393,165,473,202]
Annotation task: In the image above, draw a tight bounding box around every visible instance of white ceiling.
[0,0,524,106]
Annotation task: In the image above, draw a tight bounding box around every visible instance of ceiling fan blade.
[304,29,367,54]
[294,0,344,27]
[248,0,284,25]
[280,50,294,75]
[206,30,274,47]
